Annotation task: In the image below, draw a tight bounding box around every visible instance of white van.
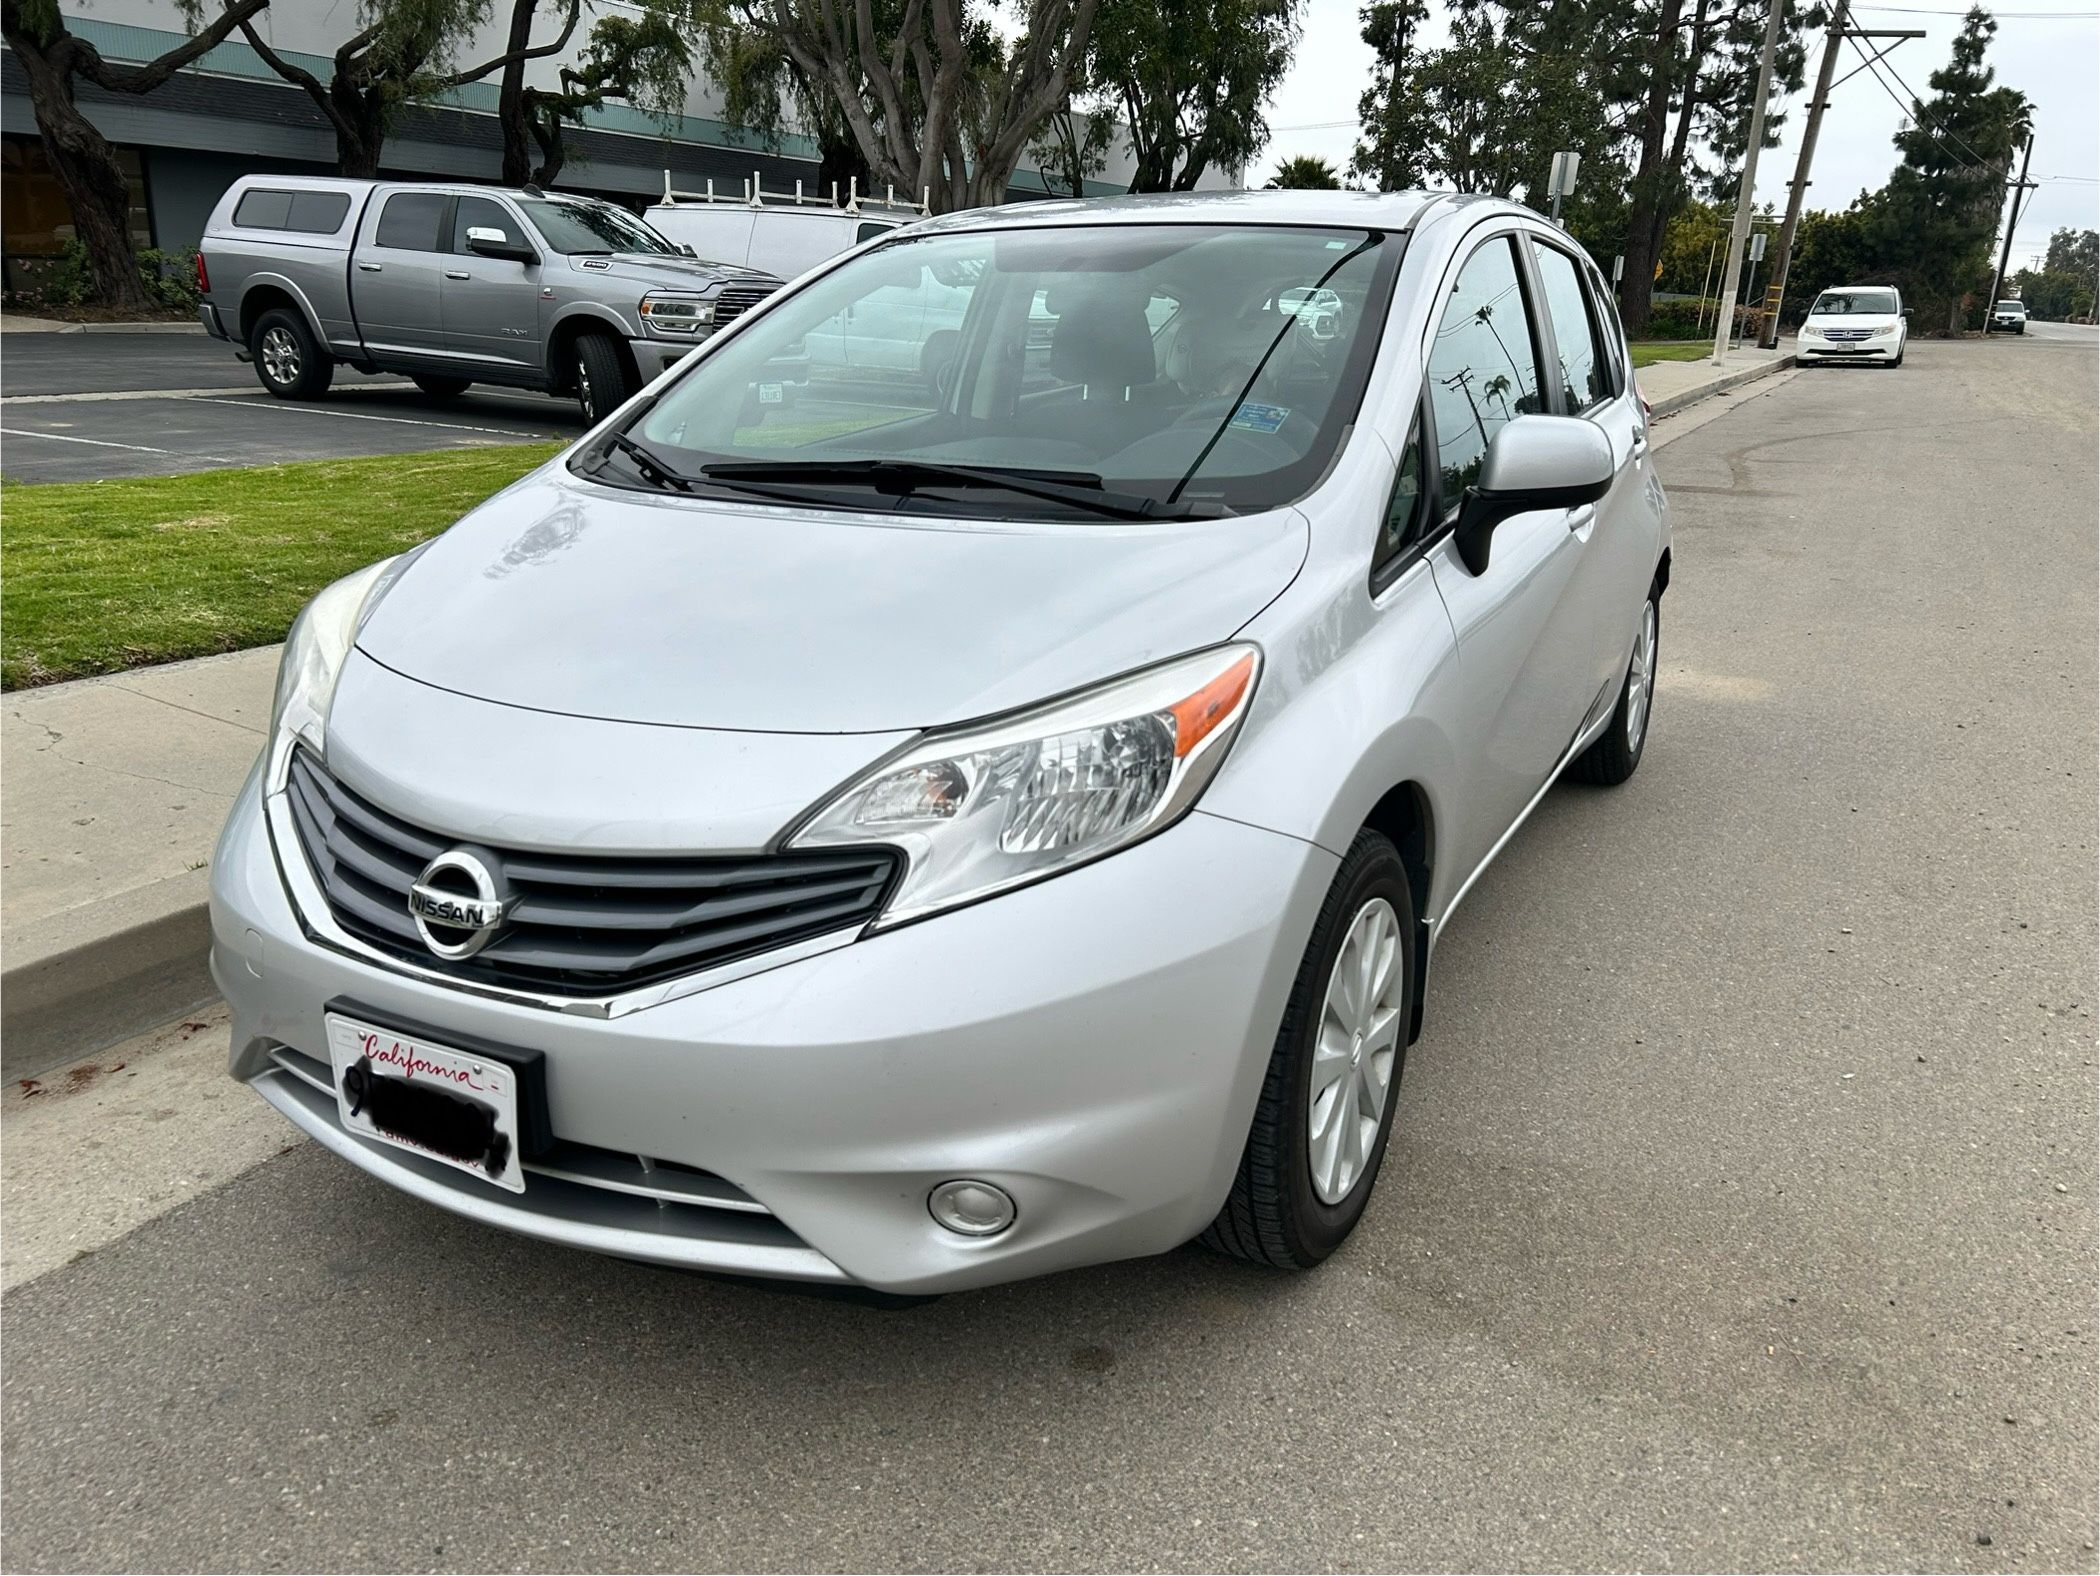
[645,175,924,280]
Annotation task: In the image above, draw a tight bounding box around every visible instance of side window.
[1532,242,1611,412]
[451,195,525,254]
[1588,261,1628,395]
[233,189,349,233]
[1425,235,1543,512]
[854,221,893,245]
[1376,414,1428,577]
[374,192,449,252]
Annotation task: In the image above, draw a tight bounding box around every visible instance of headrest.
[1047,286,1157,390]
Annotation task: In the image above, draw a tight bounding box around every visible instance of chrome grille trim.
[282,749,900,999]
[711,283,775,324]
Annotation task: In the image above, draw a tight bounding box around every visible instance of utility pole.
[1710,0,1786,366]
[1761,5,1927,346]
[1986,131,2038,324]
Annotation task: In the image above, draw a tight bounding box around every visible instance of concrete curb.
[2,870,220,1083]
[0,318,202,335]
[1646,353,1794,420]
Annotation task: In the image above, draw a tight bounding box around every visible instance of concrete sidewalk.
[0,346,1800,1078]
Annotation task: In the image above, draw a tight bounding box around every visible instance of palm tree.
[1266,156,1342,190]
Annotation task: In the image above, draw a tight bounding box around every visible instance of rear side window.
[1426,235,1543,511]
[233,188,350,234]
[374,192,449,252]
[1531,241,1611,411]
[1376,415,1428,582]
[855,222,894,245]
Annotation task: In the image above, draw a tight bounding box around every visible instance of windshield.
[611,223,1399,519]
[1996,300,2025,312]
[1810,289,1898,316]
[520,198,678,257]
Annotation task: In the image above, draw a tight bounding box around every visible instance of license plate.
[758,382,784,405]
[326,1013,526,1192]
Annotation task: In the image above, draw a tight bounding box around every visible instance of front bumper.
[212,764,1336,1294]
[1797,339,1894,358]
[627,336,693,382]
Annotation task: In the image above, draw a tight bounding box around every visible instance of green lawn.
[1629,341,1713,367]
[1,443,562,689]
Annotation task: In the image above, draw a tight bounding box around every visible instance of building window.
[2,136,151,295]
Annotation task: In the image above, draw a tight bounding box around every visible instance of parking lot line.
[0,426,236,462]
[181,395,562,441]
[1,383,411,406]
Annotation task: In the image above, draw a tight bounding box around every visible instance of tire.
[921,328,961,399]
[412,374,472,398]
[1202,829,1416,1270]
[1569,584,1660,787]
[572,333,635,425]
[249,307,333,400]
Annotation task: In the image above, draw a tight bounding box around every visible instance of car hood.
[1804,312,1901,331]
[354,466,1308,733]
[569,253,780,291]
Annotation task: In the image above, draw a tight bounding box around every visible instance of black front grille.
[712,283,775,325]
[283,750,899,997]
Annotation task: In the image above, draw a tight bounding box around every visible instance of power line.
[1850,4,2098,14]
[1859,35,2000,168]
[1843,31,2000,175]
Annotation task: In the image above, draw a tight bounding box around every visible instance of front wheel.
[1570,586,1660,786]
[1202,830,1415,1270]
[249,308,333,400]
[572,333,635,425]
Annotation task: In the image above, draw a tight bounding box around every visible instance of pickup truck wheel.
[250,308,332,400]
[412,375,472,399]
[572,334,634,425]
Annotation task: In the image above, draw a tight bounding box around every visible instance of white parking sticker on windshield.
[1230,403,1290,434]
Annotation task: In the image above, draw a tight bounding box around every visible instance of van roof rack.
[658,170,930,219]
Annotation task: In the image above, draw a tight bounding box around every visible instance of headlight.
[792,644,1261,926]
[1799,325,1822,339]
[266,556,408,787]
[639,293,715,336]
[1872,323,1897,337]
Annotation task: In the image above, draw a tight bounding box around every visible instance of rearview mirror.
[466,226,536,264]
[1454,415,1615,576]
[1901,307,1913,318]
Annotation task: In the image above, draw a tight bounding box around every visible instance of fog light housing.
[928,1179,1016,1237]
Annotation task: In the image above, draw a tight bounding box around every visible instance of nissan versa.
[212,191,1671,1294]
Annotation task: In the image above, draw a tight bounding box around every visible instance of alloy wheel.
[1626,599,1658,752]
[260,326,300,387]
[1307,895,1404,1205]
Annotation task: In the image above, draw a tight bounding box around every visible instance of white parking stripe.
[1,382,412,406]
[0,426,236,462]
[181,396,560,441]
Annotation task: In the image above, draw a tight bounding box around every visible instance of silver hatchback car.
[212,190,1670,1295]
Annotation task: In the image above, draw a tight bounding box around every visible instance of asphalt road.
[0,330,581,483]
[1,334,2095,1573]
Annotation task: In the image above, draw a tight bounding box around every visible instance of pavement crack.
[101,682,266,737]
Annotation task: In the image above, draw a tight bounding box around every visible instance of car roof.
[905,189,1491,237]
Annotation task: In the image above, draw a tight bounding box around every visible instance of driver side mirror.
[1453,415,1615,576]
[1901,307,1913,319]
[466,226,536,264]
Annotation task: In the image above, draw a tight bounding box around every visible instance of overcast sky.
[1258,0,2100,268]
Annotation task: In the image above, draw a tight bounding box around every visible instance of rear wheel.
[249,308,333,400]
[572,333,635,425]
[412,374,471,398]
[1570,585,1659,786]
[1202,830,1415,1270]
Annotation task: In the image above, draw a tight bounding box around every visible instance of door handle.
[1566,504,1597,534]
[444,270,471,281]
[357,262,383,273]
[1631,429,1650,459]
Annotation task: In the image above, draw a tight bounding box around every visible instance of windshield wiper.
[581,431,700,493]
[700,459,1210,521]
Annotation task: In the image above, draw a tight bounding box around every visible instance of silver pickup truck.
[197,175,785,421]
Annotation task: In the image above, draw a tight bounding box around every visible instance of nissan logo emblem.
[406,847,514,960]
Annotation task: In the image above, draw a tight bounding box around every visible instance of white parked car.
[1988,299,2028,335]
[1796,285,1908,367]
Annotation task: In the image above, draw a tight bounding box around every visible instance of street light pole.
[1710,0,1786,366]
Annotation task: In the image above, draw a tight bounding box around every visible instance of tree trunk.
[0,30,152,311]
[1648,0,1709,269]
[331,79,388,178]
[495,0,538,185]
[1617,0,1685,337]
